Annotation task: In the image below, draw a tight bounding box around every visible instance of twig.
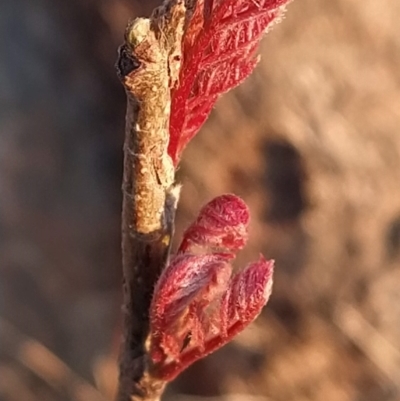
[171,395,272,401]
[0,317,107,401]
[115,1,186,400]
[334,304,400,391]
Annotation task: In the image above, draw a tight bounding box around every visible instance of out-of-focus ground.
[1,0,400,400]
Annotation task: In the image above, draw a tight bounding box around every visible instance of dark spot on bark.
[116,46,141,78]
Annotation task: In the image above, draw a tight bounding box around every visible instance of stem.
[115,2,187,400]
[117,91,179,400]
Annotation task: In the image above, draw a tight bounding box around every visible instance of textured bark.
[115,1,186,400]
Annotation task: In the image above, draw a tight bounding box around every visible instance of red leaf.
[149,254,274,380]
[150,253,232,363]
[168,0,291,164]
[220,256,274,338]
[178,194,250,255]
[148,193,275,381]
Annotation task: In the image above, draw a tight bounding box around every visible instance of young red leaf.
[168,0,291,164]
[148,194,274,381]
[149,254,274,381]
[220,256,274,339]
[178,194,250,255]
[150,253,232,364]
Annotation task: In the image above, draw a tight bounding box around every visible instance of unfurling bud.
[149,195,274,381]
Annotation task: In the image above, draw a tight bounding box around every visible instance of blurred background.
[1,0,400,400]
